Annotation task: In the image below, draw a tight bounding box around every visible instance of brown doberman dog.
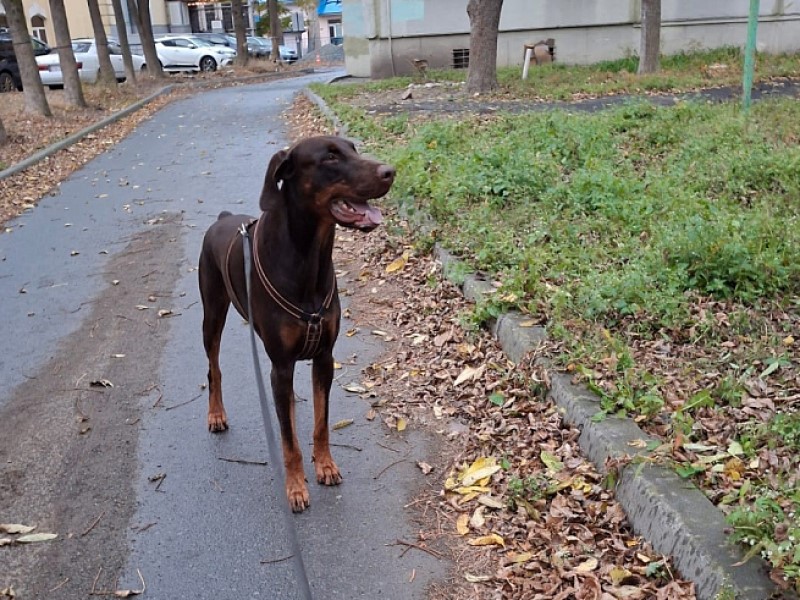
[198,136,395,512]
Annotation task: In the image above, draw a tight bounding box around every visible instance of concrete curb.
[0,85,174,181]
[301,87,346,137]
[433,245,791,600]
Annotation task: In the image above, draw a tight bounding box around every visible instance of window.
[31,15,47,44]
[328,19,342,44]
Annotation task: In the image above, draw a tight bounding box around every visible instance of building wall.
[344,0,800,78]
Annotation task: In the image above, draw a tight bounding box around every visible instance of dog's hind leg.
[311,353,342,486]
[199,251,231,432]
[271,361,310,512]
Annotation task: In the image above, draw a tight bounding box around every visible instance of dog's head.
[259,136,395,232]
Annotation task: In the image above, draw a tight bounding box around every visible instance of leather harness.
[223,217,336,361]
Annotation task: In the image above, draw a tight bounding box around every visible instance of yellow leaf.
[332,419,354,430]
[468,533,505,547]
[574,557,598,573]
[385,255,407,273]
[456,514,470,535]
[444,476,457,491]
[508,551,533,564]
[540,451,564,473]
[454,485,491,495]
[460,457,501,486]
[610,566,633,586]
[396,418,407,432]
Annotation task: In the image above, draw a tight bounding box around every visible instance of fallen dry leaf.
[468,533,505,547]
[0,524,35,534]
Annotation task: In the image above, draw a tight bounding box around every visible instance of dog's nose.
[377,164,396,182]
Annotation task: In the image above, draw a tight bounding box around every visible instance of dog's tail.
[217,211,233,220]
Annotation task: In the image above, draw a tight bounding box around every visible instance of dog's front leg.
[311,353,342,486]
[271,362,309,512]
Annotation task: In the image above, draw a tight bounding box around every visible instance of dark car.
[0,30,51,92]
[192,32,237,50]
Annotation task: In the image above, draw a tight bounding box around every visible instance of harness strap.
[251,216,336,360]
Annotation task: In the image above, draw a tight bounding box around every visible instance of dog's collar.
[251,217,336,359]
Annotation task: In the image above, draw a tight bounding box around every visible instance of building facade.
[1,0,338,56]
[343,0,800,79]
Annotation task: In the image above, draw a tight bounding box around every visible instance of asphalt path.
[0,70,445,599]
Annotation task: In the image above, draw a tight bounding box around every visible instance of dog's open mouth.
[330,198,383,230]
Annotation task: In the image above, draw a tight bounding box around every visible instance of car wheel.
[199,56,217,72]
[0,71,16,93]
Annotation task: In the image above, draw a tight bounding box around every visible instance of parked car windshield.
[188,37,214,47]
[72,41,92,53]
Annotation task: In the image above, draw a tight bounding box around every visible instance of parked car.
[0,30,51,92]
[35,38,146,88]
[193,32,237,51]
[257,38,298,63]
[246,36,269,58]
[154,35,234,72]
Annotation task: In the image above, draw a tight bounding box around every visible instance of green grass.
[314,47,800,103]
[312,50,800,589]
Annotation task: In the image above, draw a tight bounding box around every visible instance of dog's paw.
[314,459,342,486]
[286,483,311,513]
[207,412,229,432]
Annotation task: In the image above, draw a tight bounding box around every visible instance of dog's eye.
[326,152,337,161]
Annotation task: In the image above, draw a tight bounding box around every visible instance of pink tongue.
[363,206,383,225]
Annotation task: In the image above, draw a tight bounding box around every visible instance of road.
[0,70,446,599]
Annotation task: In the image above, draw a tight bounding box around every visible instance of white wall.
[344,0,800,78]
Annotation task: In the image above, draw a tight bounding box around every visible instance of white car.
[36,38,146,88]
[154,35,234,72]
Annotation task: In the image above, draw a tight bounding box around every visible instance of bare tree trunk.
[295,0,319,53]
[87,0,118,86]
[268,0,281,66]
[638,0,661,74]
[49,0,87,106]
[111,0,137,83]
[465,0,503,94]
[128,0,163,78]
[0,0,52,116]
[232,0,249,67]
[307,10,320,53]
[0,116,7,146]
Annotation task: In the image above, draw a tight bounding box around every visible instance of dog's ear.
[259,149,295,211]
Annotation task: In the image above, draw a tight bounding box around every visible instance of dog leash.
[239,223,315,600]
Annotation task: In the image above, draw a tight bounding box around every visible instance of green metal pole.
[743,0,760,112]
